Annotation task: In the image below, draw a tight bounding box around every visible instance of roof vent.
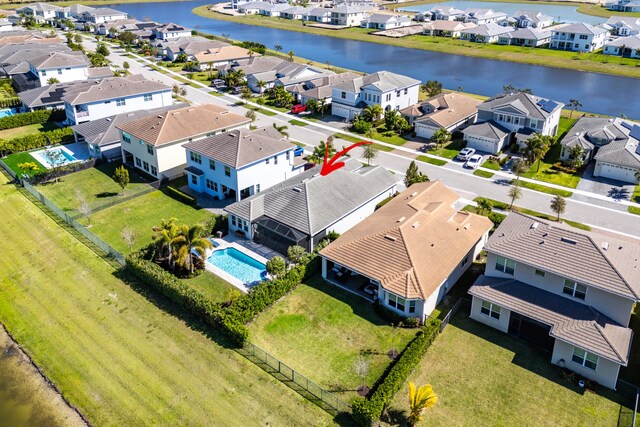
[292,187,302,193]
[412,221,420,228]
[384,235,396,242]
[530,221,539,229]
[396,216,406,223]
[601,241,609,251]
[464,223,471,230]
[410,191,418,197]
[561,237,577,245]
[106,118,111,121]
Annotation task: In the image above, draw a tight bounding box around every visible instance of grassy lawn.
[180,271,238,304]
[416,155,447,166]
[0,122,61,140]
[632,185,640,204]
[248,277,418,402]
[1,152,45,176]
[372,143,394,152]
[513,179,574,197]
[370,126,409,146]
[334,133,363,144]
[474,169,495,179]
[620,305,640,386]
[289,119,308,126]
[629,206,640,215]
[0,174,330,426]
[427,138,465,159]
[387,314,628,426]
[482,159,501,171]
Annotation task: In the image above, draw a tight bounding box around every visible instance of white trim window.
[116,98,126,107]
[572,347,598,370]
[480,300,501,320]
[190,151,202,164]
[388,294,406,312]
[495,255,515,275]
[563,279,587,300]
[408,300,416,314]
[122,132,131,143]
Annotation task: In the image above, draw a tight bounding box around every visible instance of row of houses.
[11,2,128,26]
[419,7,554,28]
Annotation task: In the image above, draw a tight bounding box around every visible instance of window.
[286,151,290,160]
[57,68,62,75]
[122,132,131,143]
[243,221,248,232]
[41,70,47,76]
[143,161,149,172]
[116,98,126,107]
[341,91,346,99]
[563,279,587,300]
[266,157,269,165]
[135,157,141,167]
[461,255,469,267]
[147,144,153,155]
[530,119,538,129]
[190,151,202,164]
[191,174,198,185]
[495,255,515,275]
[273,155,278,165]
[224,166,231,177]
[143,94,153,102]
[572,347,598,370]
[535,269,545,277]
[579,34,588,40]
[206,178,216,190]
[408,300,416,314]
[209,159,216,170]
[480,300,501,320]
[150,165,157,176]
[404,88,408,95]
[231,215,237,226]
[222,185,228,193]
[388,294,406,312]
[256,183,260,193]
[396,91,400,98]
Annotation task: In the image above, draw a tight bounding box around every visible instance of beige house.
[402,93,481,139]
[194,45,257,70]
[423,20,477,38]
[118,104,250,179]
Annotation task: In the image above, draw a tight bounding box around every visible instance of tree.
[353,354,370,395]
[118,31,137,47]
[287,50,294,61]
[384,109,400,131]
[511,158,529,182]
[568,145,585,169]
[351,115,372,134]
[287,245,308,264]
[240,86,253,103]
[266,256,286,277]
[78,202,91,226]
[522,134,552,172]
[173,224,213,275]
[362,144,378,166]
[362,104,383,124]
[47,77,60,85]
[503,84,532,95]
[45,147,66,182]
[508,183,522,210]
[96,43,110,56]
[422,80,443,98]
[404,161,429,187]
[112,165,129,195]
[121,227,137,252]
[318,97,327,117]
[313,139,336,163]
[245,110,256,123]
[152,218,179,269]
[568,99,582,119]
[179,87,187,97]
[550,195,566,221]
[256,80,267,93]
[432,127,451,149]
[274,44,283,52]
[266,85,293,108]
[17,162,39,175]
[174,52,189,63]
[88,53,109,67]
[305,98,318,113]
[272,123,289,138]
[123,61,130,70]
[408,383,438,426]
[476,197,493,215]
[73,33,82,44]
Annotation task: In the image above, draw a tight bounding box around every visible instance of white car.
[464,154,483,169]
[456,147,476,161]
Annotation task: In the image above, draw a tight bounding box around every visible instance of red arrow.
[320,141,372,176]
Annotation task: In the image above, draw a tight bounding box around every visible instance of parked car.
[464,154,483,169]
[231,86,243,95]
[294,146,304,157]
[290,104,307,114]
[210,79,226,88]
[456,147,476,161]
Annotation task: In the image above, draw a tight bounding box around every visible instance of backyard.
[0,121,61,140]
[180,271,239,304]
[248,277,418,402]
[386,314,631,427]
[0,174,331,426]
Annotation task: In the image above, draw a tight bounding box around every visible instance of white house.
[427,6,466,21]
[330,5,372,26]
[497,27,553,47]
[281,6,311,20]
[321,181,492,320]
[550,23,609,52]
[80,7,128,24]
[304,7,332,23]
[604,35,640,58]
[360,13,412,30]
[194,45,257,70]
[331,70,420,120]
[606,16,640,36]
[27,52,90,86]
[464,8,508,25]
[469,212,639,390]
[405,93,481,139]
[16,3,62,24]
[184,126,305,202]
[117,104,250,180]
[606,0,640,12]
[423,21,477,38]
[288,71,360,105]
[512,11,554,29]
[63,75,172,125]
[460,23,515,43]
[151,23,192,41]
[224,158,399,253]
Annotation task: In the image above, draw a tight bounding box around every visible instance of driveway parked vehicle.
[456,147,476,161]
[291,104,307,114]
[464,154,483,169]
[210,79,226,88]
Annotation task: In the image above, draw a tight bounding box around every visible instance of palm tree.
[272,123,289,138]
[274,44,283,53]
[362,144,378,166]
[256,80,267,94]
[318,97,327,117]
[152,218,179,269]
[173,224,213,275]
[408,382,438,426]
[550,195,566,221]
[287,50,295,61]
[307,139,336,164]
[522,134,552,172]
[568,145,585,169]
[568,99,582,119]
[508,183,522,210]
[363,104,383,124]
[432,127,451,149]
[476,198,493,215]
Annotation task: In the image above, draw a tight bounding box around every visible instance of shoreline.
[0,0,190,9]
[193,6,640,79]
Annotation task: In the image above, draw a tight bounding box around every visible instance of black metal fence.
[617,380,640,427]
[440,298,463,332]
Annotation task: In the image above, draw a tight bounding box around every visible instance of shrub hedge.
[164,185,197,205]
[0,109,65,131]
[352,319,441,426]
[0,126,74,156]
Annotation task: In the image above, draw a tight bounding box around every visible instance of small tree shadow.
[95,191,118,198]
[381,407,410,427]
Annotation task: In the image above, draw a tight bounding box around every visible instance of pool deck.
[205,238,271,292]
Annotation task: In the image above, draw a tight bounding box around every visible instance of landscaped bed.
[248,277,418,402]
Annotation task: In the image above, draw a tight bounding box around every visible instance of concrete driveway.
[577,163,636,201]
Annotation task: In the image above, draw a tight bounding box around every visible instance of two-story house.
[304,7,333,23]
[117,104,250,180]
[151,23,192,41]
[331,71,421,120]
[360,13,412,30]
[16,3,62,24]
[550,23,609,52]
[183,126,305,202]
[405,92,481,138]
[469,213,639,390]
[426,6,466,21]
[63,75,172,125]
[606,0,640,12]
[330,5,372,26]
[463,8,508,25]
[463,92,563,154]
[460,23,514,43]
[320,181,492,320]
[512,11,554,29]
[27,52,92,87]
[79,7,128,24]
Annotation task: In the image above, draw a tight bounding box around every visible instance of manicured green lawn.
[426,138,466,159]
[629,206,640,215]
[248,277,418,402]
[288,119,308,126]
[372,143,394,152]
[387,315,628,426]
[513,179,573,197]
[1,152,45,176]
[334,133,363,144]
[370,126,409,146]
[180,271,238,304]
[482,159,501,171]
[620,305,640,386]
[632,185,640,204]
[0,122,60,140]
[416,155,447,166]
[0,174,331,426]
[473,169,495,179]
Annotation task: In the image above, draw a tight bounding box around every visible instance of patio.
[323,260,377,303]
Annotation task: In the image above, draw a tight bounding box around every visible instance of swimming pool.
[31,146,79,169]
[207,247,267,285]
[0,108,15,119]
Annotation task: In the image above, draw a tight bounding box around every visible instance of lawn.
[0,122,61,140]
[248,277,418,402]
[482,159,501,171]
[629,206,640,215]
[289,119,308,126]
[620,305,640,386]
[0,174,331,426]
[416,155,447,166]
[427,138,465,159]
[334,133,363,144]
[370,126,409,146]
[1,152,45,176]
[386,314,628,426]
[180,271,239,304]
[473,169,495,179]
[513,179,574,198]
[632,185,640,204]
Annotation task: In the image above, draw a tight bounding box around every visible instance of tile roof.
[424,20,477,31]
[479,92,563,120]
[117,104,250,147]
[552,22,608,35]
[502,27,552,40]
[463,120,510,140]
[513,10,553,23]
[594,139,640,168]
[560,116,630,151]
[19,80,87,108]
[333,70,420,93]
[485,212,640,300]
[62,74,170,105]
[413,93,482,128]
[606,15,640,30]
[461,23,515,37]
[17,2,63,12]
[469,275,632,364]
[605,35,640,48]
[321,181,492,299]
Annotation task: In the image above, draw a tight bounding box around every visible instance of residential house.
[550,23,609,52]
[151,23,192,41]
[512,11,554,29]
[464,8,508,25]
[330,5,372,27]
[194,45,257,70]
[593,128,640,183]
[423,20,477,38]
[0,42,70,79]
[163,38,229,61]
[79,7,128,24]
[288,71,361,105]
[118,104,250,179]
[218,55,285,79]
[27,52,91,87]
[463,92,563,154]
[426,6,466,21]
[238,2,265,15]
[242,2,289,17]
[469,212,639,389]
[16,3,62,24]
[246,60,334,93]
[281,6,311,20]
[331,70,420,120]
[231,0,252,10]
[360,13,412,30]
[19,80,95,112]
[403,93,481,138]
[72,104,186,160]
[184,126,305,202]
[497,27,553,47]
[320,181,492,319]
[63,75,172,125]
[0,30,59,46]
[460,23,515,43]
[606,0,640,12]
[604,35,640,58]
[224,158,399,253]
[605,16,640,36]
[304,7,333,23]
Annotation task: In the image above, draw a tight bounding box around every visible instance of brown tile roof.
[469,275,632,364]
[62,74,170,105]
[194,45,257,64]
[117,104,250,147]
[320,181,492,300]
[414,93,481,129]
[486,212,640,300]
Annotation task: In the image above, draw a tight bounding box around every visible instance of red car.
[290,104,307,114]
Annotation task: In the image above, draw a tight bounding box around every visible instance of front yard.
[386,314,629,426]
[248,277,418,402]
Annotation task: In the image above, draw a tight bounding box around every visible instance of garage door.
[598,162,638,184]
[331,103,356,120]
[465,135,496,154]
[416,124,437,139]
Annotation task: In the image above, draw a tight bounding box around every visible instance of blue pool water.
[0,108,15,118]
[207,247,266,284]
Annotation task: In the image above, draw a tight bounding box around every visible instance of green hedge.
[352,319,441,426]
[0,126,74,156]
[164,185,197,205]
[0,109,65,131]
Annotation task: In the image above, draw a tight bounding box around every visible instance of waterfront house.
[360,13,412,30]
[460,23,515,43]
[63,74,172,125]
[287,71,361,105]
[151,23,192,41]
[606,0,640,12]
[427,6,466,21]
[423,20,477,38]
[469,212,639,389]
[95,19,157,36]
[163,38,229,61]
[320,181,492,319]
[330,5,372,27]
[117,104,250,180]
[331,70,420,120]
[245,60,334,93]
[550,23,608,52]
[184,126,305,202]
[16,3,62,24]
[304,7,333,23]
[464,8,508,25]
[281,6,312,20]
[512,11,554,29]
[404,92,481,138]
[194,45,257,70]
[605,16,640,36]
[224,158,399,253]
[603,35,640,58]
[497,27,553,47]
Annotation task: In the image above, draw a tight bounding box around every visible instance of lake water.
[398,1,607,25]
[108,0,640,118]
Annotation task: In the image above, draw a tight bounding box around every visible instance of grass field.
[180,271,239,304]
[249,277,417,402]
[0,122,60,140]
[427,138,466,159]
[1,152,45,176]
[482,159,502,171]
[513,179,574,197]
[386,314,628,426]
[0,174,332,426]
[473,169,495,179]
[416,155,448,166]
